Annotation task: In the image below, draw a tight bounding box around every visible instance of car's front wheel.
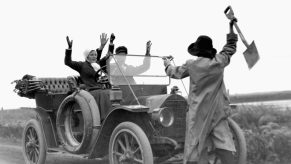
[210,118,247,164]
[22,119,47,164]
[228,117,247,164]
[109,121,153,164]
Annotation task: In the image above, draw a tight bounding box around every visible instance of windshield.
[108,55,169,85]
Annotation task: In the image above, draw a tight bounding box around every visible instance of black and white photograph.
[0,0,291,164]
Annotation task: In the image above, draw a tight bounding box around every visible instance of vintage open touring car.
[13,54,246,164]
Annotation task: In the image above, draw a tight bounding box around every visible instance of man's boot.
[215,148,236,164]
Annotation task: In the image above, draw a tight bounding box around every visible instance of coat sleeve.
[108,43,114,54]
[97,43,115,73]
[215,33,238,67]
[124,57,151,75]
[165,60,191,79]
[64,49,82,72]
[96,48,102,61]
[98,56,109,73]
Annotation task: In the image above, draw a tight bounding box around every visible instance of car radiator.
[158,96,188,143]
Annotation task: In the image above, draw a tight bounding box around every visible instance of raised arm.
[64,36,81,71]
[108,33,115,54]
[215,18,238,67]
[145,40,151,56]
[123,40,152,75]
[98,33,115,73]
[97,33,109,61]
[163,57,190,79]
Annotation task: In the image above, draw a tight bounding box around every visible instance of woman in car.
[64,33,111,121]
[65,34,108,88]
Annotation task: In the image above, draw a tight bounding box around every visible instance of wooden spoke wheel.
[22,119,47,164]
[228,118,247,164]
[211,118,247,164]
[109,122,153,164]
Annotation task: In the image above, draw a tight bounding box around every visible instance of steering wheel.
[96,68,109,84]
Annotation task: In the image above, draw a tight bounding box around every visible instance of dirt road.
[0,140,107,164]
[0,140,182,164]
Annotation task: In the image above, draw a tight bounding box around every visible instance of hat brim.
[188,42,217,57]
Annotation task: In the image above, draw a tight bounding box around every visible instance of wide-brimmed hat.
[188,35,217,58]
[115,46,128,54]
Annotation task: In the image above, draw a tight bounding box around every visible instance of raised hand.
[66,36,73,49]
[162,55,173,61]
[100,33,108,49]
[145,40,152,56]
[110,33,115,43]
[162,57,171,67]
[229,17,238,34]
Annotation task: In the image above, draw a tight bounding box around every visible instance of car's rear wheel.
[109,121,153,164]
[22,119,47,164]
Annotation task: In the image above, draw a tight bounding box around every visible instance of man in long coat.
[163,18,238,164]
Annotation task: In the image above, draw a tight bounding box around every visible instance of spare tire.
[56,90,101,154]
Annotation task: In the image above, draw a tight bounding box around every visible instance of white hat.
[83,49,92,59]
[83,49,97,59]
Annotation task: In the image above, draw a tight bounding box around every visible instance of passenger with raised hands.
[64,33,108,88]
[64,33,112,121]
[107,33,152,85]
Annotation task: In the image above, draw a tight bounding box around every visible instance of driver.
[106,33,152,85]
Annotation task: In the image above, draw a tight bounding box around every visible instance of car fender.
[30,107,58,149]
[88,106,151,158]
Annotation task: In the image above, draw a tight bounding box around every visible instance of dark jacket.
[97,44,115,74]
[64,48,107,87]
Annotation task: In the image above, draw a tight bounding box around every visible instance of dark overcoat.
[166,33,238,163]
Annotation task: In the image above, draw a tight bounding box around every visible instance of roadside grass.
[0,108,34,142]
[232,104,291,164]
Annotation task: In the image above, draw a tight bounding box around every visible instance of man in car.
[163,18,238,164]
[106,33,152,85]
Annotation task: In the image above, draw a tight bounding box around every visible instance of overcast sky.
[1,0,290,109]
